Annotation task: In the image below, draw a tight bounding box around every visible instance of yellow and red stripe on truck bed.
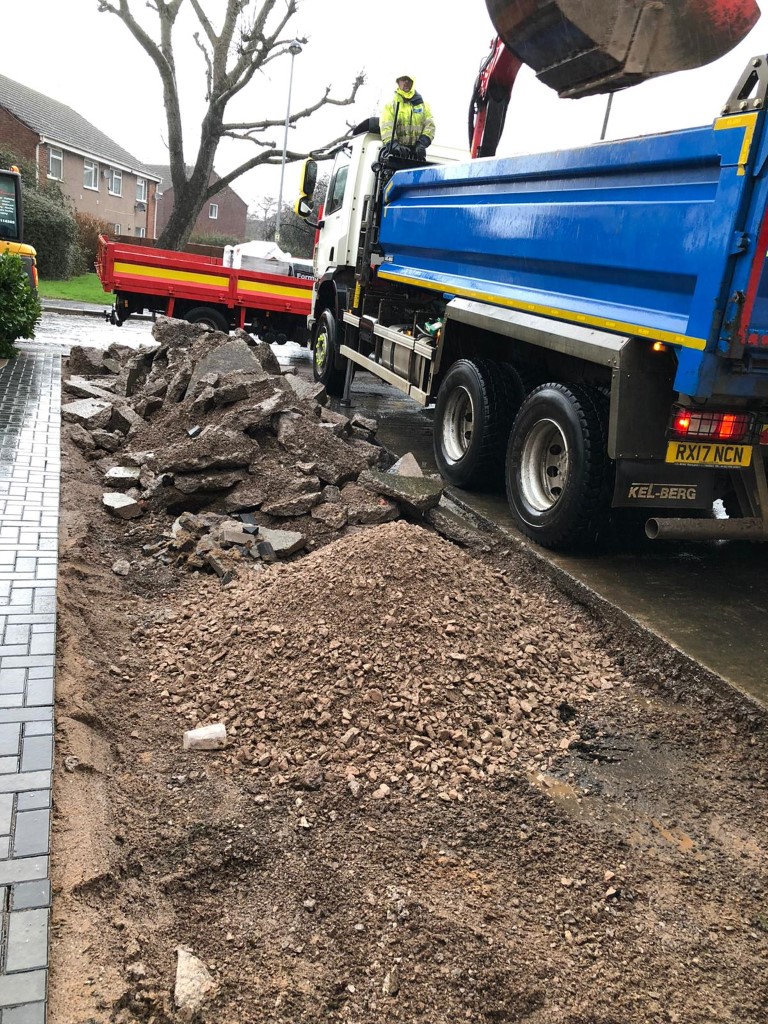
[99,236,312,315]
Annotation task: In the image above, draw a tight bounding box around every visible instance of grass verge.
[38,273,110,305]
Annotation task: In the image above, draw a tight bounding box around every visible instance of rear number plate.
[665,441,752,467]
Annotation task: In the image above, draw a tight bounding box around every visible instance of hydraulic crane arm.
[471,0,761,158]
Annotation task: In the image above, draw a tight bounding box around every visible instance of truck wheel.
[506,383,612,550]
[184,306,229,332]
[312,309,346,396]
[433,359,524,489]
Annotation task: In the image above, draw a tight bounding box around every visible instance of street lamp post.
[274,38,303,246]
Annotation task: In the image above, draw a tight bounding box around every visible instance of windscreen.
[0,172,21,243]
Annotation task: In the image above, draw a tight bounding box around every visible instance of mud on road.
[50,329,768,1024]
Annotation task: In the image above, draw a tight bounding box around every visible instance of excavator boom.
[485,0,761,98]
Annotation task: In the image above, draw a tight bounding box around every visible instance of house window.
[83,160,99,190]
[136,177,147,202]
[136,226,146,238]
[107,168,122,196]
[48,147,63,180]
[208,203,218,220]
[114,223,121,236]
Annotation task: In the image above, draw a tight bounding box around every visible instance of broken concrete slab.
[277,415,367,486]
[147,427,260,474]
[67,346,118,377]
[68,424,96,453]
[134,396,164,420]
[185,338,265,399]
[286,375,328,405]
[63,376,117,402]
[224,480,267,512]
[351,412,378,435]
[103,466,142,491]
[389,452,423,478]
[110,404,145,436]
[257,526,307,557]
[62,398,114,431]
[319,407,351,435]
[91,429,124,453]
[102,492,143,519]
[347,437,386,468]
[311,503,348,530]
[358,468,443,513]
[173,470,246,494]
[340,483,399,525]
[261,491,322,517]
[216,524,254,548]
[425,506,494,550]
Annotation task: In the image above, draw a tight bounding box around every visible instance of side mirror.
[298,158,317,200]
[294,196,313,219]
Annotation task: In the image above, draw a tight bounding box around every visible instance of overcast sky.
[5,0,767,212]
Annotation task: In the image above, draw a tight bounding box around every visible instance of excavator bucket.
[485,0,761,97]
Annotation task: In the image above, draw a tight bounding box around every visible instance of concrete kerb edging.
[42,304,154,322]
[443,487,768,723]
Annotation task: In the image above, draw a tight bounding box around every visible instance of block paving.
[0,346,61,1023]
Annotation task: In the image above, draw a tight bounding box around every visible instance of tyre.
[433,359,525,489]
[506,383,612,550]
[184,306,229,332]
[312,309,347,396]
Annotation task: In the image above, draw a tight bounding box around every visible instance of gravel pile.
[136,520,625,799]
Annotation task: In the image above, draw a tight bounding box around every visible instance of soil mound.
[139,521,622,798]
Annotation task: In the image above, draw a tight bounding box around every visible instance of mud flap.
[612,459,714,509]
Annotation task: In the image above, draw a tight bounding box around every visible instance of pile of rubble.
[62,318,486,577]
[136,519,626,801]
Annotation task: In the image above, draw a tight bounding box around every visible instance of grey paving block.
[21,724,50,739]
[0,971,46,1008]
[2,626,29,647]
[0,795,13,836]
[30,594,53,615]
[0,836,10,859]
[23,670,51,682]
[0,773,50,795]
[19,738,51,775]
[0,758,18,776]
[27,635,53,658]
[5,909,49,972]
[0,725,20,757]
[0,710,51,726]
[0,679,25,698]
[23,681,52,709]
[15,793,49,813]
[0,671,26,694]
[0,856,46,888]
[2,1000,46,1023]
[11,880,50,911]
[12,811,50,859]
[0,698,23,710]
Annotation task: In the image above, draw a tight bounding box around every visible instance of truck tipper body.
[96,234,312,343]
[301,59,768,549]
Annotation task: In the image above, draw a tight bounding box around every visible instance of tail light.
[670,406,754,443]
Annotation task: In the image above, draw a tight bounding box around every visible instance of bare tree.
[96,0,363,249]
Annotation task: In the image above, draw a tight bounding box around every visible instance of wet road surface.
[42,310,768,705]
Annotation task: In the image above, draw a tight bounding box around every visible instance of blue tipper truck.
[297,0,768,550]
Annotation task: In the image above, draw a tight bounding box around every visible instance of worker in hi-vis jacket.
[380,74,436,162]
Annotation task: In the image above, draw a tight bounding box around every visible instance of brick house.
[0,73,160,238]
[147,165,248,242]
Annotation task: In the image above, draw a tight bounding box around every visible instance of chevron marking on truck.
[714,112,758,176]
[114,261,228,290]
[378,270,707,350]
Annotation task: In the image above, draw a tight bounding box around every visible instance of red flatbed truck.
[96,234,312,343]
